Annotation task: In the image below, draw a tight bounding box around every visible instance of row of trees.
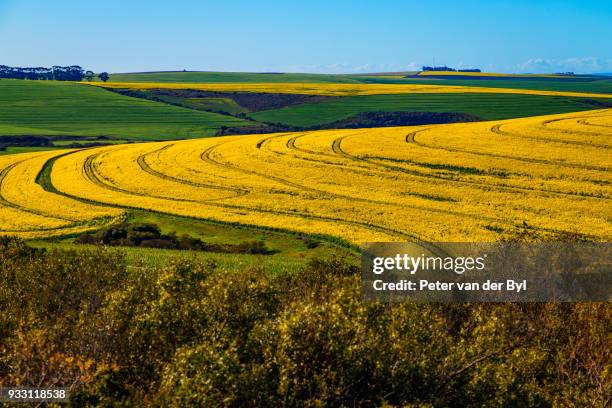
[0,65,109,81]
[422,66,482,72]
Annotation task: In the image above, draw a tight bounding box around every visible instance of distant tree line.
[422,66,481,72]
[0,65,110,81]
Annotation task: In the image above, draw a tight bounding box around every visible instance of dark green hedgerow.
[0,237,609,407]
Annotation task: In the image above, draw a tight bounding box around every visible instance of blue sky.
[0,0,610,74]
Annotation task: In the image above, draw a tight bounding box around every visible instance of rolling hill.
[0,79,248,141]
[2,109,610,242]
[248,93,609,127]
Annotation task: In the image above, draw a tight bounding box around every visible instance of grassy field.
[104,71,361,83]
[180,97,249,115]
[30,210,352,271]
[3,109,610,243]
[0,79,248,140]
[249,93,609,126]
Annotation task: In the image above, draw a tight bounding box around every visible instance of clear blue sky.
[1,0,610,74]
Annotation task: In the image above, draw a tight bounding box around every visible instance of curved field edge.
[34,152,361,253]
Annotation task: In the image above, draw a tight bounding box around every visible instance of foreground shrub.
[0,237,609,407]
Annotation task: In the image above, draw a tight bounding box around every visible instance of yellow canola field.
[0,150,123,238]
[87,81,612,99]
[0,108,598,243]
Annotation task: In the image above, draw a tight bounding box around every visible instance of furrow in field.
[207,134,535,230]
[334,130,607,199]
[51,146,423,242]
[578,119,612,129]
[491,123,611,149]
[409,127,610,174]
[0,160,74,222]
[136,144,250,198]
[0,151,122,236]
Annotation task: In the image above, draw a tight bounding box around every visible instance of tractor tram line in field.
[577,119,612,129]
[408,127,611,177]
[248,132,535,228]
[272,132,525,228]
[338,130,602,199]
[196,127,605,239]
[136,145,250,197]
[53,144,425,242]
[326,133,608,238]
[0,160,75,223]
[539,111,612,134]
[199,141,441,242]
[491,123,611,149]
[0,109,609,242]
[37,149,403,247]
[0,151,122,236]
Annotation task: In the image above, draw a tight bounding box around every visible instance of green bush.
[0,236,609,407]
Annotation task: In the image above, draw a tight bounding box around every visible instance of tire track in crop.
[261,131,431,191]
[540,116,612,138]
[262,131,385,176]
[578,119,612,129]
[199,142,457,248]
[78,149,432,243]
[202,142,329,196]
[255,132,294,150]
[0,155,110,234]
[406,129,612,195]
[203,139,576,239]
[136,144,250,198]
[286,134,320,155]
[0,158,79,225]
[232,137,515,224]
[409,128,609,174]
[334,134,610,237]
[296,133,609,229]
[332,132,609,200]
[84,152,221,204]
[491,123,610,149]
[37,151,407,245]
[82,149,428,242]
[86,134,607,244]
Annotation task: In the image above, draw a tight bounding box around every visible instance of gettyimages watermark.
[361,242,611,302]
